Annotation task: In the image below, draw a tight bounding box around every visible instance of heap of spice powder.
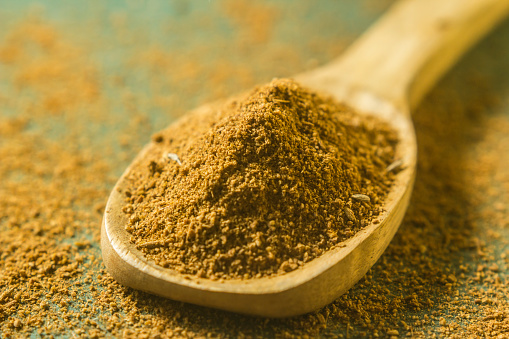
[122,79,399,279]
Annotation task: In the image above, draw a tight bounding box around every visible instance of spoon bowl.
[102,0,509,317]
[101,97,415,317]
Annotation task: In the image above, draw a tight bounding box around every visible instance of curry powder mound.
[122,79,398,279]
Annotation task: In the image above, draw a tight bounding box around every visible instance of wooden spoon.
[102,0,509,317]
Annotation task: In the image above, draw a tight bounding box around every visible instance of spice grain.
[123,79,398,279]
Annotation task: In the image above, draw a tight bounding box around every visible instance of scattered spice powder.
[2,2,509,338]
[122,79,398,279]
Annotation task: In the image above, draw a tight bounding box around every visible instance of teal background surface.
[2,0,509,337]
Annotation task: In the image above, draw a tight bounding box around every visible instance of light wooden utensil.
[102,0,509,317]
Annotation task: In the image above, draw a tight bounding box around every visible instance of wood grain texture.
[101,0,509,317]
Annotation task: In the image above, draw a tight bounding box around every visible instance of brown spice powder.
[122,79,398,279]
[2,4,509,338]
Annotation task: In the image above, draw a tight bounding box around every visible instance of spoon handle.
[303,0,509,112]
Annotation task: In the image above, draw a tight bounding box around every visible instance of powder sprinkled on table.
[3,3,509,338]
[122,78,398,279]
